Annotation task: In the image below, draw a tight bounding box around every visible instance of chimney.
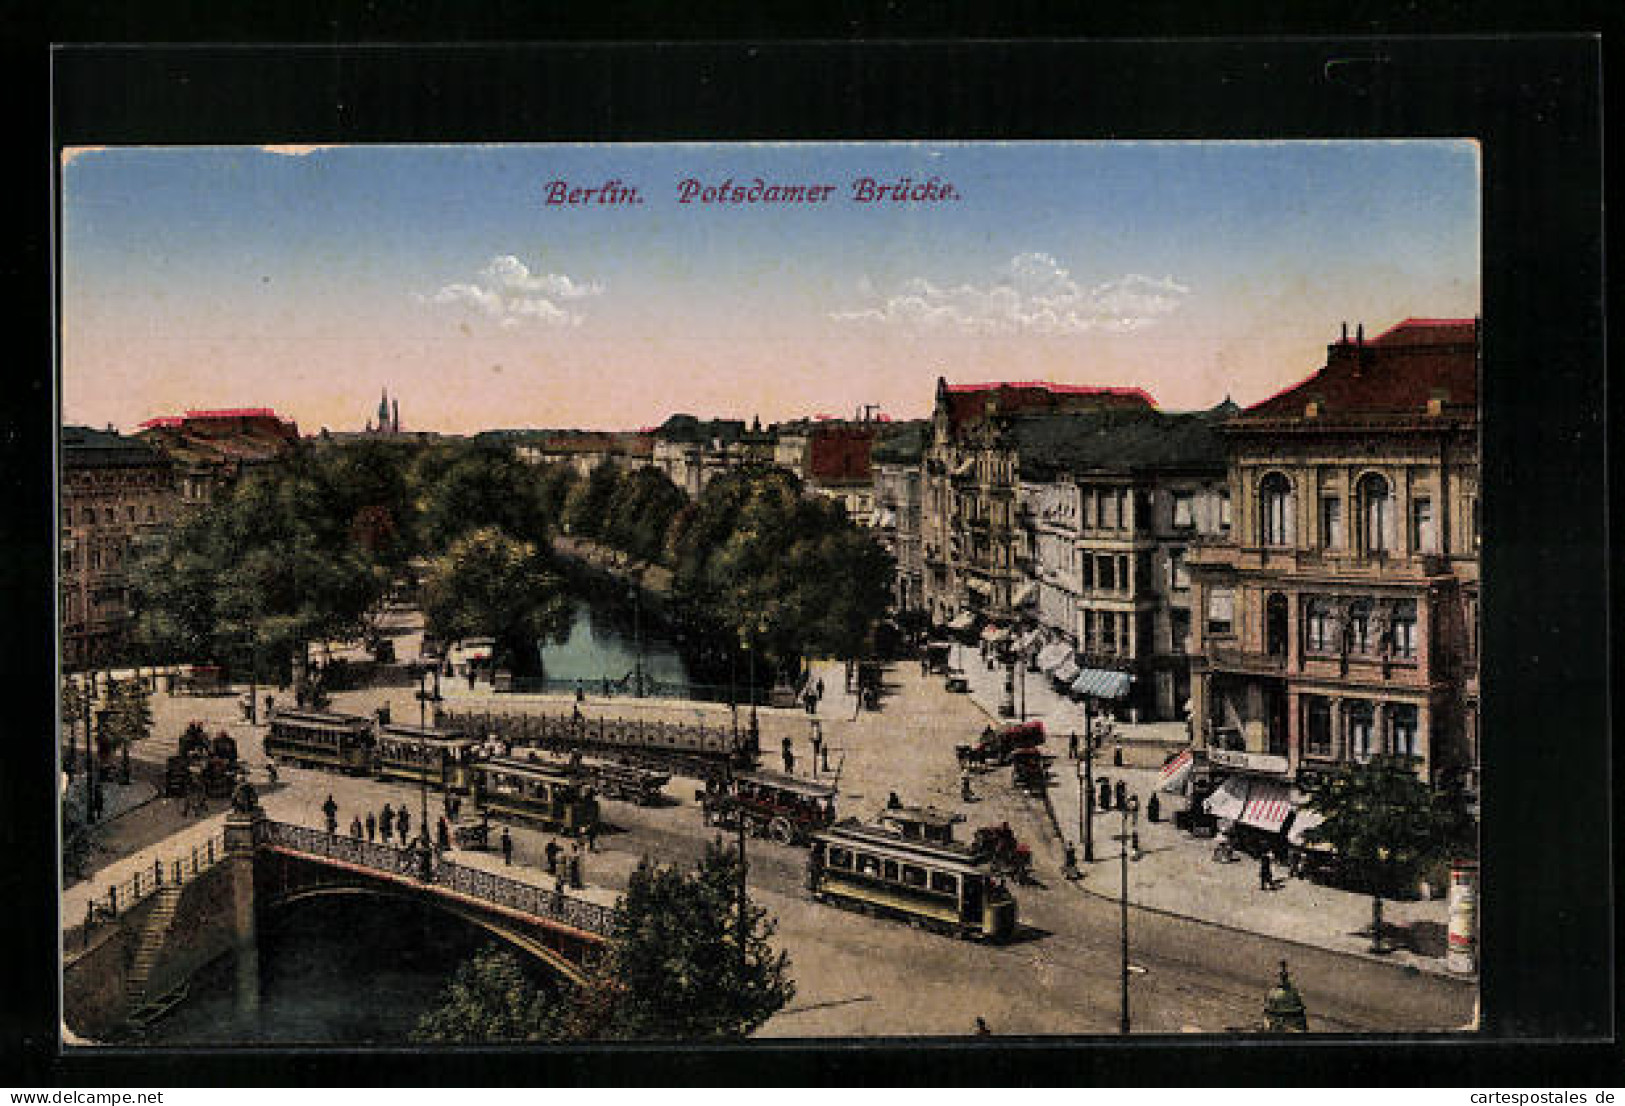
[1341,322,1349,342]
[1356,322,1364,345]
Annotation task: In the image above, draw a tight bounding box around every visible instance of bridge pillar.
[224,783,266,1020]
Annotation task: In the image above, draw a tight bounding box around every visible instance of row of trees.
[127,437,895,685]
[412,841,793,1041]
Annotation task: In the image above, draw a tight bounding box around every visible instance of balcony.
[1187,544,1454,582]
[1208,646,1287,675]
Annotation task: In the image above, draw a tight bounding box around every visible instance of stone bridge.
[252,816,617,988]
[66,797,619,1038]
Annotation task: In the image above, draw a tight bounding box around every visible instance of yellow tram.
[807,818,1018,942]
[375,723,478,793]
[469,755,599,834]
[265,709,375,774]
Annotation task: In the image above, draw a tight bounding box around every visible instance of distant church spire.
[378,388,391,431]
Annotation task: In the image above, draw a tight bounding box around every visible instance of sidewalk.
[942,646,1464,979]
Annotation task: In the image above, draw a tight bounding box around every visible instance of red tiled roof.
[1246,318,1478,419]
[941,380,1155,431]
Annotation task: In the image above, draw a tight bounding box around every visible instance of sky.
[60,141,1480,435]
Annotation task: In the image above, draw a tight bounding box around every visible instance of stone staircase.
[124,885,182,1011]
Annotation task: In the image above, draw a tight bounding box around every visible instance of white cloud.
[832,252,1190,335]
[259,145,345,157]
[419,255,604,328]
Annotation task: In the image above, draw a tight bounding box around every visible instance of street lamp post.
[1119,793,1140,1034]
[628,585,645,698]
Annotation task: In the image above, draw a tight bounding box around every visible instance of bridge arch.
[263,883,590,987]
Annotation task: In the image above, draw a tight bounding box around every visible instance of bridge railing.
[257,820,620,938]
[82,832,227,938]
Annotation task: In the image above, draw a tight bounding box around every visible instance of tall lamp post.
[1076,738,1096,862]
[415,665,443,838]
[628,585,645,698]
[1119,793,1140,1034]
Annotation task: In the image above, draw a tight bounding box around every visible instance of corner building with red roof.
[1186,318,1481,789]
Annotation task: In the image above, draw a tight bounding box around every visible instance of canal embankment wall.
[63,860,237,1040]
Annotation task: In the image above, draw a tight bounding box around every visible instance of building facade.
[1186,318,1480,786]
[871,422,928,612]
[136,408,301,508]
[650,415,774,497]
[1012,408,1231,720]
[61,427,178,670]
[921,378,1157,628]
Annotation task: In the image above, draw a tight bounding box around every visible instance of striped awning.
[1052,658,1081,684]
[946,611,977,632]
[1156,749,1195,794]
[1036,643,1072,672]
[1070,667,1131,700]
[1239,779,1294,833]
[1202,775,1250,822]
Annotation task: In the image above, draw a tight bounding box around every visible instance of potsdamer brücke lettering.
[676,178,838,205]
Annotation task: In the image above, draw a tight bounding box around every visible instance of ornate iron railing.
[88,832,226,926]
[258,819,619,937]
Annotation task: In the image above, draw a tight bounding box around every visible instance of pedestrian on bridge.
[437,816,451,853]
[545,839,561,875]
[398,806,411,844]
[380,803,395,842]
[569,845,583,889]
[781,736,795,775]
[584,822,598,852]
[365,811,377,842]
[322,794,339,835]
[501,826,513,865]
[349,816,363,839]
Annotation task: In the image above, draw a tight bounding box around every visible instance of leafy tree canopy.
[550,839,795,1040]
[411,945,557,1044]
[1302,755,1477,885]
[419,526,572,672]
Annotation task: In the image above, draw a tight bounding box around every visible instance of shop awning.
[1156,749,1195,794]
[946,611,977,632]
[1052,658,1081,684]
[965,577,993,597]
[1012,582,1037,607]
[1036,643,1072,672]
[981,625,1009,644]
[1070,667,1131,700]
[1286,806,1325,846]
[1239,779,1294,833]
[1202,775,1250,822]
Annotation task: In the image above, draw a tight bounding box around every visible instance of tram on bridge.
[469,755,600,834]
[375,722,478,792]
[265,709,376,774]
[806,818,1018,942]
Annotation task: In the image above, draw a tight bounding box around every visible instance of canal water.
[146,895,562,1045]
[532,595,697,698]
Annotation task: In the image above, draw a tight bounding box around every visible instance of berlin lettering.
[543,179,644,206]
[542,176,963,209]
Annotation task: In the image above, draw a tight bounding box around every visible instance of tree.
[415,441,554,550]
[99,677,153,784]
[1301,755,1477,949]
[562,460,624,540]
[549,839,795,1040]
[411,945,556,1043]
[418,527,572,675]
[669,467,894,676]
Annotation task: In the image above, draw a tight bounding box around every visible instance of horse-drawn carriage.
[957,720,1045,769]
[1010,746,1052,793]
[165,722,241,800]
[971,823,1034,883]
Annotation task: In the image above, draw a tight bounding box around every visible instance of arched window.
[1259,473,1293,546]
[1357,473,1392,554]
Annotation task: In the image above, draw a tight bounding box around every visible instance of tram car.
[375,722,478,793]
[469,755,600,835]
[264,709,375,774]
[439,706,758,776]
[700,770,837,845]
[518,749,670,806]
[807,818,1018,942]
